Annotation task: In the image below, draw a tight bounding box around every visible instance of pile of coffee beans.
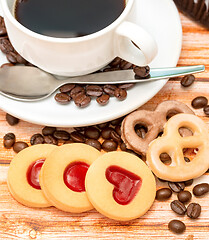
[4,113,144,157]
[0,17,30,66]
[156,178,209,234]
[54,59,150,108]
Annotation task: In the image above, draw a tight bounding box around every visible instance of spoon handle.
[56,65,205,85]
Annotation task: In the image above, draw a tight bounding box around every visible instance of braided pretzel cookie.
[121,101,194,155]
[147,114,209,181]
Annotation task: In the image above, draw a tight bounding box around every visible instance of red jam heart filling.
[105,165,142,205]
[27,159,45,190]
[63,161,89,192]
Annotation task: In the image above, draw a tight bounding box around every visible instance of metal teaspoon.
[0,65,204,102]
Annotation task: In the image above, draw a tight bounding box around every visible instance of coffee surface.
[14,0,125,38]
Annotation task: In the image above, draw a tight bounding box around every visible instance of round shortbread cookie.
[39,143,101,213]
[7,144,57,208]
[85,151,156,221]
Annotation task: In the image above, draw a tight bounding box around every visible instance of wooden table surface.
[0,12,209,240]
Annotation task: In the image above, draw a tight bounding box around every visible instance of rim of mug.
[2,0,133,43]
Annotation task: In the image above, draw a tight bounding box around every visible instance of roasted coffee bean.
[6,52,19,64]
[55,93,71,104]
[30,133,44,145]
[53,130,70,140]
[85,139,101,151]
[118,83,135,90]
[97,122,109,129]
[109,57,121,67]
[101,127,114,139]
[86,85,103,97]
[84,126,100,140]
[13,141,29,153]
[177,190,192,203]
[166,110,180,120]
[43,135,58,145]
[184,157,190,162]
[184,179,193,186]
[191,96,208,109]
[42,126,56,136]
[156,188,172,201]
[168,182,185,193]
[3,133,15,149]
[6,113,19,126]
[111,118,123,126]
[160,153,171,163]
[96,94,110,106]
[181,74,195,87]
[64,139,74,144]
[74,127,86,132]
[16,53,27,64]
[170,200,186,215]
[102,140,118,152]
[120,142,127,151]
[8,53,26,65]
[0,26,6,36]
[114,88,127,100]
[115,125,121,136]
[134,66,150,78]
[70,86,85,99]
[103,84,117,96]
[0,38,14,54]
[103,67,120,72]
[74,93,91,108]
[203,105,209,116]
[1,63,14,68]
[0,17,6,36]
[135,126,147,139]
[187,203,201,219]
[168,220,186,234]
[70,131,86,143]
[59,84,75,93]
[193,183,209,196]
[110,129,121,143]
[119,60,132,70]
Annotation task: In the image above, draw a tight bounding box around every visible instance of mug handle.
[115,21,158,66]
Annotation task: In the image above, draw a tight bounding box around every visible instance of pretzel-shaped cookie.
[121,101,194,155]
[147,113,209,181]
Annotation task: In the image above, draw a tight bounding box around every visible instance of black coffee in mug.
[14,0,126,38]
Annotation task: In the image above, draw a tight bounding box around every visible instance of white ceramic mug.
[1,0,158,76]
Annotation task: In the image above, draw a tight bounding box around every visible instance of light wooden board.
[0,13,209,240]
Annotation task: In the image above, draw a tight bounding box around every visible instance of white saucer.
[0,0,182,127]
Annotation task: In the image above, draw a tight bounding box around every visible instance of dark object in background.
[174,0,209,29]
